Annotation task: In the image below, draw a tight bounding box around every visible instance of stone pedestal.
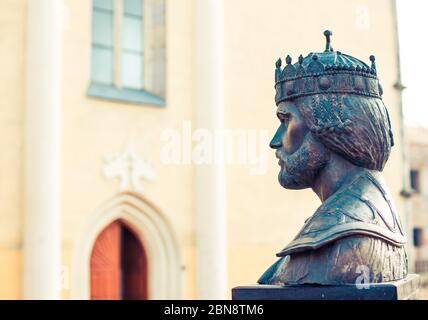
[232,274,420,300]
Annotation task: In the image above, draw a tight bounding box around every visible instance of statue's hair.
[294,94,394,171]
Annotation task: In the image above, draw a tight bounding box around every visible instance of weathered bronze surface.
[259,30,408,286]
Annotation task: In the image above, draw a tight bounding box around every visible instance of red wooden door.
[90,221,121,300]
[121,226,148,299]
[90,220,148,300]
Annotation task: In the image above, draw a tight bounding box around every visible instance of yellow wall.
[0,0,26,299]
[60,0,195,299]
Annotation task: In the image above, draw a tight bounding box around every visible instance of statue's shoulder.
[260,235,408,285]
[276,170,406,257]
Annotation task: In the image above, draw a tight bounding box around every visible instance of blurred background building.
[407,126,428,289]
[0,0,421,299]
[407,127,428,262]
[396,0,428,298]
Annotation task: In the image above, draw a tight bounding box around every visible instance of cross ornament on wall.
[103,142,156,194]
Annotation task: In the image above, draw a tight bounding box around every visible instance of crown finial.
[298,54,304,64]
[324,30,333,52]
[275,58,282,82]
[370,55,377,74]
[286,55,292,65]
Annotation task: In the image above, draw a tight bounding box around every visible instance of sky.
[396,0,428,127]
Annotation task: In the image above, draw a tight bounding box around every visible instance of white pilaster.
[23,0,63,299]
[194,0,227,299]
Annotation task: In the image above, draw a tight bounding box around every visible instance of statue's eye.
[280,113,291,125]
[277,112,291,125]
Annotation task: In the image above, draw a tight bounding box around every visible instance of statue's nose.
[270,124,284,149]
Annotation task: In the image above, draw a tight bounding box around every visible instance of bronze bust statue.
[259,31,408,286]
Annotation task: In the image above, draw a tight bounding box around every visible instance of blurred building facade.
[0,0,411,299]
[407,126,428,273]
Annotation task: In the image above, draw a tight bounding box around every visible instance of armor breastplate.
[276,170,406,257]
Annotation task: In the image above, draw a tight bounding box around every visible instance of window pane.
[410,170,420,192]
[92,10,113,46]
[91,47,113,84]
[121,52,143,88]
[122,16,143,52]
[413,228,423,247]
[93,0,113,11]
[124,0,142,16]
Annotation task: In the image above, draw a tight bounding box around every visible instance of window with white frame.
[89,0,166,105]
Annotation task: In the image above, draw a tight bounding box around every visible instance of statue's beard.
[277,133,330,189]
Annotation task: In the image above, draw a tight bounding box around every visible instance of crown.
[274,30,383,105]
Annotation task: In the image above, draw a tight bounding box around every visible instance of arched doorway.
[73,192,182,299]
[90,220,148,300]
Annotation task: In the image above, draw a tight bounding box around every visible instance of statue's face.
[270,101,330,189]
